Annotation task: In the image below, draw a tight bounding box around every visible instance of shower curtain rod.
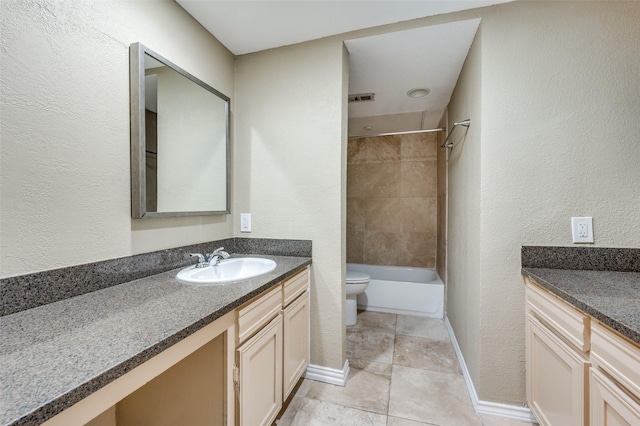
[440,119,471,149]
[348,127,446,139]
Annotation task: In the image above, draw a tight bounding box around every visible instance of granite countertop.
[522,267,640,345]
[0,254,311,426]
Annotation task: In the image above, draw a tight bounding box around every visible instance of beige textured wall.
[447,22,483,395]
[234,40,347,370]
[447,0,640,405]
[346,133,438,267]
[0,0,235,277]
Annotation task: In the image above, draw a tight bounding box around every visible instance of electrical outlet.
[240,213,251,233]
[571,217,593,243]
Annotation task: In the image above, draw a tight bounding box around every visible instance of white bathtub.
[348,263,444,318]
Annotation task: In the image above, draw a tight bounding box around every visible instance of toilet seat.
[346,270,370,284]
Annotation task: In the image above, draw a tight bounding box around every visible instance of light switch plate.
[240,213,251,233]
[571,217,593,243]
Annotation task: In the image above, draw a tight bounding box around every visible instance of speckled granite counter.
[521,244,640,347]
[522,268,640,345]
[0,254,311,426]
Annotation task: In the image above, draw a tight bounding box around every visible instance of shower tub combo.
[347,263,444,318]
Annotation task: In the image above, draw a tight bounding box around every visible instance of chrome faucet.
[206,247,230,266]
[189,253,208,268]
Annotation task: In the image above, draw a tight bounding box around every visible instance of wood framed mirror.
[130,42,230,219]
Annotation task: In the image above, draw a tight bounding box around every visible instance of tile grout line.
[384,314,398,425]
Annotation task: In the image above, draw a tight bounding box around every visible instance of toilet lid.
[346,270,370,284]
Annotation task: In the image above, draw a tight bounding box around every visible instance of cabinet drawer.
[282,268,309,307]
[526,280,590,352]
[237,285,282,344]
[591,321,640,399]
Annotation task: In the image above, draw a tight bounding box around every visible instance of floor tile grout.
[279,311,534,426]
[385,313,398,424]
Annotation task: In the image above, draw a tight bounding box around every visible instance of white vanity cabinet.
[235,284,284,426]
[282,270,310,400]
[235,267,310,426]
[525,277,640,426]
[589,322,640,426]
[525,279,590,426]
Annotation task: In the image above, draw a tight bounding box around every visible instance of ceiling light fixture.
[407,88,430,98]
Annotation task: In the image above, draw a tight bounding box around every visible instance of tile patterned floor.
[277,311,536,426]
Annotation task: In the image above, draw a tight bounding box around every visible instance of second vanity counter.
[0,254,311,426]
[521,267,640,345]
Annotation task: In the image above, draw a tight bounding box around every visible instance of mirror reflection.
[130,43,230,218]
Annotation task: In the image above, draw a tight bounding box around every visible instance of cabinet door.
[590,368,640,426]
[283,291,310,399]
[527,314,589,426]
[236,314,283,426]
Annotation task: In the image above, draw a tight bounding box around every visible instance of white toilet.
[346,270,371,326]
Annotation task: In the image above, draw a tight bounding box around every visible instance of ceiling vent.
[348,93,375,103]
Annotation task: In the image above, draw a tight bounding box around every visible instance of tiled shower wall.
[436,114,447,282]
[347,133,438,268]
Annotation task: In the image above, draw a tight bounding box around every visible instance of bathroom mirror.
[130,42,230,218]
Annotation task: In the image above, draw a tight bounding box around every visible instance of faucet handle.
[211,247,230,259]
[206,248,230,265]
[189,253,207,267]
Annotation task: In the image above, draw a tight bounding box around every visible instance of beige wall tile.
[403,232,435,268]
[346,229,364,264]
[346,164,368,198]
[365,198,402,233]
[366,135,401,163]
[436,113,447,281]
[347,198,366,232]
[364,231,403,266]
[436,193,447,278]
[347,138,367,164]
[366,163,400,197]
[400,160,437,197]
[364,231,435,268]
[347,133,439,268]
[400,133,437,161]
[400,197,436,233]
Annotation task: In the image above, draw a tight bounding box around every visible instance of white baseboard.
[444,316,539,424]
[305,359,350,387]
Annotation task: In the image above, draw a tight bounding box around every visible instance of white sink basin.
[176,257,277,285]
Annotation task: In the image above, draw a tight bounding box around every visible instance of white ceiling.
[176,0,511,133]
[345,19,480,131]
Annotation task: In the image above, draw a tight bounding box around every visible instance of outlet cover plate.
[571,217,593,243]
